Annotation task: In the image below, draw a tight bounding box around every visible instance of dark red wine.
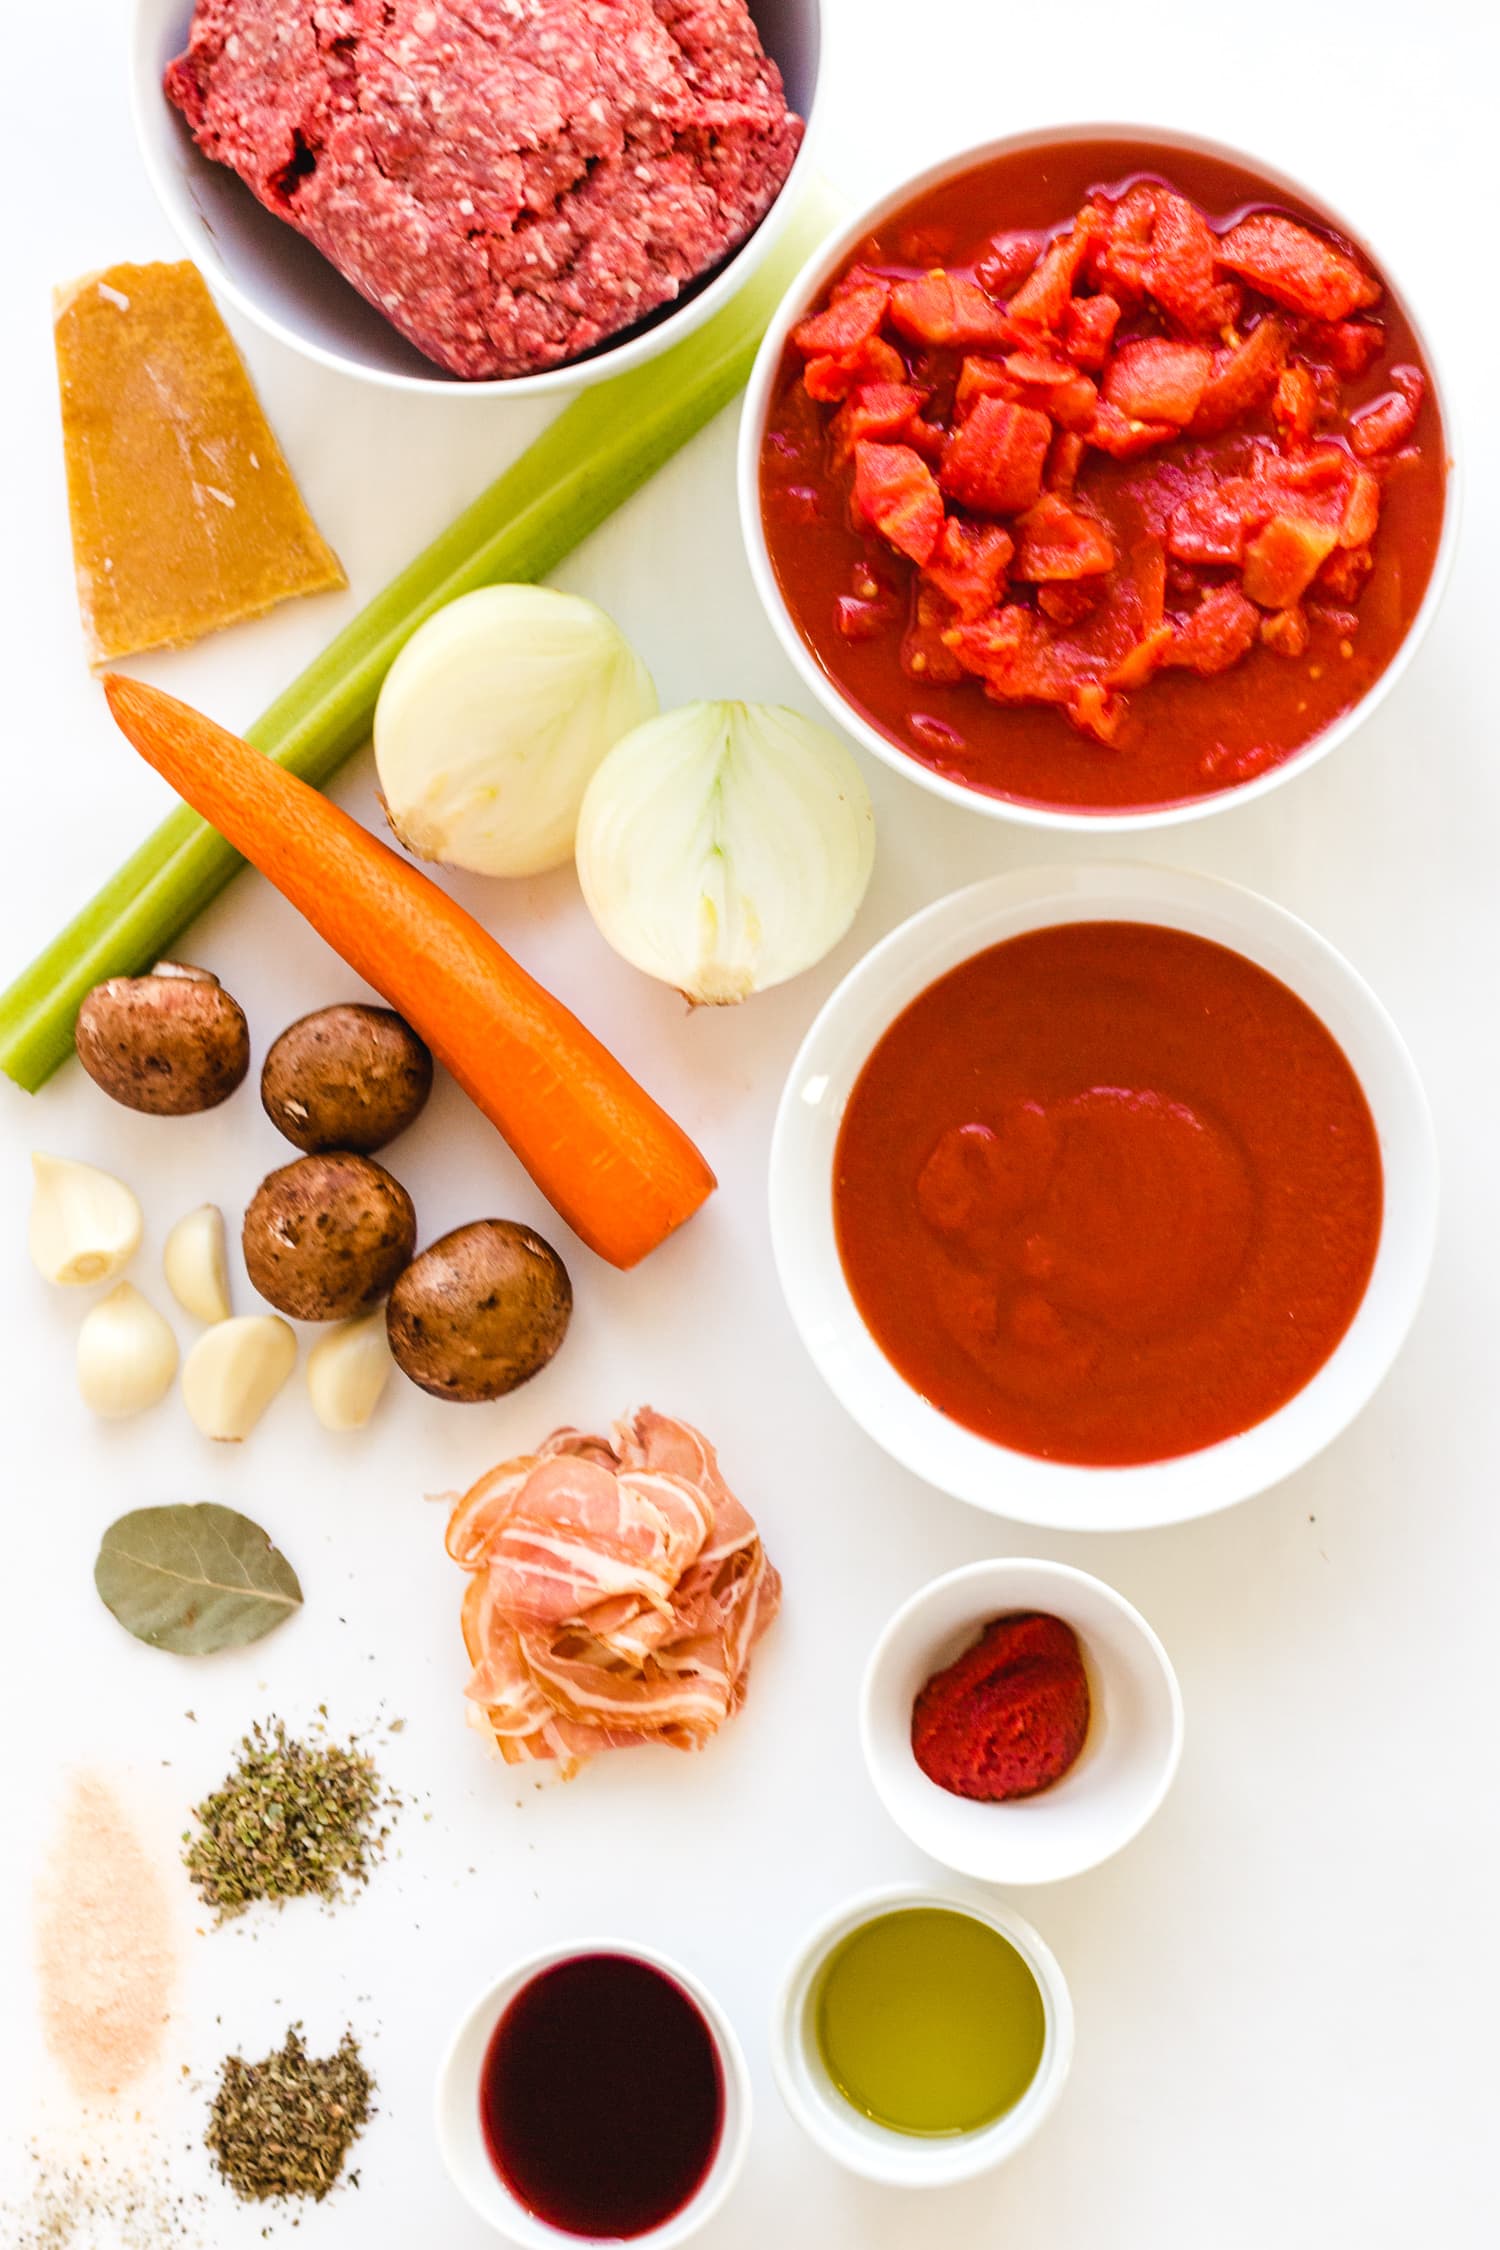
[481,1953,725,2239]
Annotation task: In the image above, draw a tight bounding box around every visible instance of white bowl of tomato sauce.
[738,125,1456,828]
[768,863,1437,1531]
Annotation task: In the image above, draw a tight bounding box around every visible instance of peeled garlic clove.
[307,1309,392,1431]
[182,1315,296,1441]
[77,1283,179,1418]
[29,1152,144,1285]
[163,1204,232,1323]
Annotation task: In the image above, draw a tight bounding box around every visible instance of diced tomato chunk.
[1348,365,1425,457]
[1104,337,1213,426]
[1189,317,1290,434]
[1316,545,1374,603]
[901,582,966,682]
[851,441,945,565]
[1066,682,1127,744]
[1163,585,1261,673]
[792,282,889,358]
[1242,511,1341,607]
[1257,438,1352,500]
[923,516,1014,619]
[977,230,1046,297]
[1108,622,1176,690]
[954,354,1010,419]
[953,350,1095,431]
[907,416,948,463]
[1003,347,1078,386]
[1147,189,1236,335]
[1216,213,1381,321]
[1060,293,1121,370]
[831,263,888,303]
[803,336,905,401]
[1272,363,1319,443]
[1012,493,1116,581]
[1307,317,1385,378]
[1340,468,1382,548]
[1260,607,1310,657]
[1167,486,1253,566]
[1007,220,1094,328]
[1045,428,1087,496]
[1088,183,1159,306]
[1038,580,1101,626]
[888,270,1010,349]
[829,382,928,466]
[1087,400,1177,459]
[939,397,1053,516]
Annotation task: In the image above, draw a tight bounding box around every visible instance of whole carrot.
[104,676,715,1269]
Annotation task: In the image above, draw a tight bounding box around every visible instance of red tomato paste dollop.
[760,140,1447,811]
[912,1612,1091,1801]
[833,922,1384,1466]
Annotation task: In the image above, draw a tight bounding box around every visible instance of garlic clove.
[77,1283,179,1418]
[29,1152,144,1286]
[307,1309,392,1431]
[163,1204,232,1324]
[181,1315,296,1442]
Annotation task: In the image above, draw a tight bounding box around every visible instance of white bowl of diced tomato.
[738,123,1457,830]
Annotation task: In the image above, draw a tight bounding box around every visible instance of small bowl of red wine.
[435,1942,752,2245]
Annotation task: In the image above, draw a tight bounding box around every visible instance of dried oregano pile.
[183,1716,397,1917]
[206,2025,374,2203]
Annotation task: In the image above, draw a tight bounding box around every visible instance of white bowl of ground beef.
[131,0,821,392]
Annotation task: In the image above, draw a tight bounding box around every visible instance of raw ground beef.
[165,0,804,378]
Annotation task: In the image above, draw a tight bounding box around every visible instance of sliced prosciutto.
[448,1408,780,1778]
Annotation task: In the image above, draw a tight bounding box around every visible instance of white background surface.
[2,3,1496,2245]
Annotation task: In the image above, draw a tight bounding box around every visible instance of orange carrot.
[104,676,715,1269]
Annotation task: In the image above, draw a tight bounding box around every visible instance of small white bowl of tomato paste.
[768,861,1437,1531]
[860,1559,1184,1885]
[739,122,1457,829]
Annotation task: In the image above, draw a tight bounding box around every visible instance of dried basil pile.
[184,1717,397,1918]
[206,2026,373,2203]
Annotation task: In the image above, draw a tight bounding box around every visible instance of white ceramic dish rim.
[859,1558,1185,1885]
[129,0,823,398]
[768,861,1439,1532]
[736,117,1462,834]
[434,1938,751,2247]
[772,1880,1074,2185]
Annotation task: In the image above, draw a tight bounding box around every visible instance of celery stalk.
[0,183,840,1092]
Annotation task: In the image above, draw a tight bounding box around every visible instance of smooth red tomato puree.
[833,923,1383,1466]
[760,139,1448,812]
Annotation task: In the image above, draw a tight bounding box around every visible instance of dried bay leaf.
[95,1502,303,1654]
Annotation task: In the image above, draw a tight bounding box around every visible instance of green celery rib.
[0,182,840,1092]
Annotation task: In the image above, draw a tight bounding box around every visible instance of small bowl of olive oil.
[772,1884,1073,2185]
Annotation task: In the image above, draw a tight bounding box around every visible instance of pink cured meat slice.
[449,1405,778,1772]
[481,1457,713,1626]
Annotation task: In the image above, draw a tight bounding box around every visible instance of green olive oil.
[815,1907,1047,2136]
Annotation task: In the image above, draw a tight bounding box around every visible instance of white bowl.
[737,120,1460,833]
[435,1940,751,2246]
[131,0,822,395]
[861,1560,1184,1884]
[769,861,1438,1532]
[773,1882,1073,2185]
